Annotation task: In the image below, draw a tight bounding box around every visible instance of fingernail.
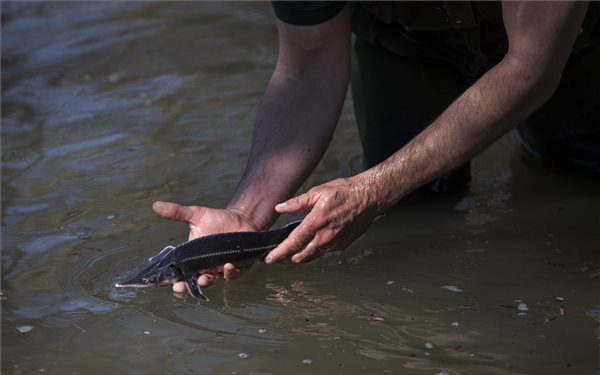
[265,256,273,264]
[275,202,287,209]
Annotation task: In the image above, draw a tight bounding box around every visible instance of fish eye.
[145,276,158,284]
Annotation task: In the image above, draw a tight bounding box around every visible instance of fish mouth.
[115,280,154,288]
[115,277,177,289]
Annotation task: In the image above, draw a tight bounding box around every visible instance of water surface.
[2,2,599,375]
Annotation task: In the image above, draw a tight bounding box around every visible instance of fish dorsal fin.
[148,245,176,263]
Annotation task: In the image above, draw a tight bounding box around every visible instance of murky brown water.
[2,2,599,375]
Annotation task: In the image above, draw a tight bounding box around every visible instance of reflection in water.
[454,135,516,228]
[262,278,512,371]
[2,2,599,375]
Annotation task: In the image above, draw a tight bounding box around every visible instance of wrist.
[349,171,393,217]
[226,200,278,231]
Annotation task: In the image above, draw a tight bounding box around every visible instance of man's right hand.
[152,201,260,292]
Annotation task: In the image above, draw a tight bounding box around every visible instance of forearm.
[227,5,352,230]
[357,56,563,211]
[228,63,349,229]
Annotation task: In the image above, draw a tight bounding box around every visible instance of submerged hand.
[152,201,259,292]
[266,176,381,264]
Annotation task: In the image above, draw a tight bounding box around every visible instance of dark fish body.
[115,220,300,300]
[173,223,297,269]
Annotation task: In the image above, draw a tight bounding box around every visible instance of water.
[2,2,599,375]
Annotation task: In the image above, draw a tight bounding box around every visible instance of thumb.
[152,201,197,223]
[275,191,319,214]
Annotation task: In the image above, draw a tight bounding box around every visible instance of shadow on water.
[1,2,599,375]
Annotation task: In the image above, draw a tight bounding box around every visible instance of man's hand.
[152,201,259,293]
[265,176,382,264]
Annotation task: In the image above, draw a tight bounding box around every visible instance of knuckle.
[304,213,328,229]
[288,235,305,251]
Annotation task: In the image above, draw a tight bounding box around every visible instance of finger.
[172,272,219,294]
[275,190,319,214]
[198,273,219,288]
[291,224,339,263]
[172,281,186,293]
[265,223,314,264]
[223,263,252,281]
[291,241,319,264]
[152,201,197,223]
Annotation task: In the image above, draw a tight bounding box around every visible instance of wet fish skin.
[115,220,301,299]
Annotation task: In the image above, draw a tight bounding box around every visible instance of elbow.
[507,52,567,106]
[503,54,565,108]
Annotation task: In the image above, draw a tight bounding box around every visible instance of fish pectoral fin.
[184,274,208,301]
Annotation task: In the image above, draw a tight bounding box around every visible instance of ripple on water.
[5,242,128,323]
[66,243,145,304]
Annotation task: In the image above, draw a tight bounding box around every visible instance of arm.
[359,1,590,206]
[227,4,352,230]
[269,1,589,263]
[153,4,352,289]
